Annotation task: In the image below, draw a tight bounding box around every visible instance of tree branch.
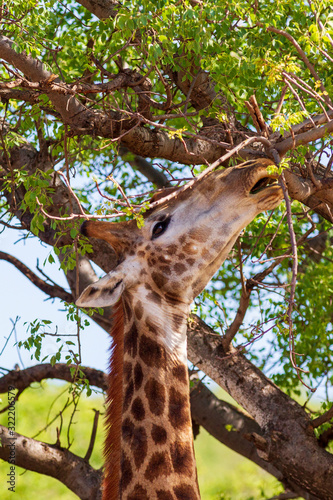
[312,405,333,429]
[0,88,40,103]
[0,363,107,394]
[0,425,102,500]
[284,169,333,223]
[275,119,333,157]
[0,251,73,303]
[119,146,170,188]
[0,35,93,127]
[221,288,251,350]
[75,0,118,19]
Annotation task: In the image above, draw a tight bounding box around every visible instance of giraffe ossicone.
[76,159,283,500]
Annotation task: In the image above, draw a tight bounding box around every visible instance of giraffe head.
[76,159,283,309]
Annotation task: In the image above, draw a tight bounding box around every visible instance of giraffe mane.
[102,299,124,500]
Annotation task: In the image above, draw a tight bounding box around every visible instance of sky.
[0,228,110,373]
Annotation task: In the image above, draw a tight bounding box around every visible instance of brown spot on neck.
[174,483,200,500]
[152,271,167,288]
[151,424,168,445]
[120,454,132,493]
[169,387,191,429]
[134,300,144,320]
[144,378,166,416]
[170,441,195,475]
[157,490,174,500]
[124,323,139,358]
[139,335,167,369]
[147,290,162,305]
[128,484,149,500]
[134,362,143,390]
[144,451,172,481]
[172,364,188,384]
[131,397,145,421]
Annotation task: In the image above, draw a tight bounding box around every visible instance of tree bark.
[0,425,102,500]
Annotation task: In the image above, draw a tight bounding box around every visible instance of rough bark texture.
[0,425,102,500]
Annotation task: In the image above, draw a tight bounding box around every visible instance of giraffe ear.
[76,272,125,308]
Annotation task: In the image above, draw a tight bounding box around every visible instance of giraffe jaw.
[246,167,283,210]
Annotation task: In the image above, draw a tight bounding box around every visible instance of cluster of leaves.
[17,305,91,366]
[3,0,332,133]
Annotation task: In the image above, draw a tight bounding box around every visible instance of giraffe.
[76,158,283,500]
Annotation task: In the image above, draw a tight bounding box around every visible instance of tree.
[0,0,333,498]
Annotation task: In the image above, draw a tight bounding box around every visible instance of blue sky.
[0,229,110,373]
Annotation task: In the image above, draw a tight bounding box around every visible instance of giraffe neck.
[117,287,200,500]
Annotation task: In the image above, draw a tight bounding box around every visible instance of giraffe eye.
[152,217,171,239]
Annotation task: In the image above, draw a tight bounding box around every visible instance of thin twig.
[280,173,314,391]
[283,78,317,128]
[57,171,86,217]
[251,212,287,264]
[84,409,100,461]
[0,316,18,357]
[35,196,126,221]
[283,72,331,120]
[108,175,132,209]
[274,86,288,117]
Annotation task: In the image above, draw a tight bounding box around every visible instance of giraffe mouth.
[250,176,278,195]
